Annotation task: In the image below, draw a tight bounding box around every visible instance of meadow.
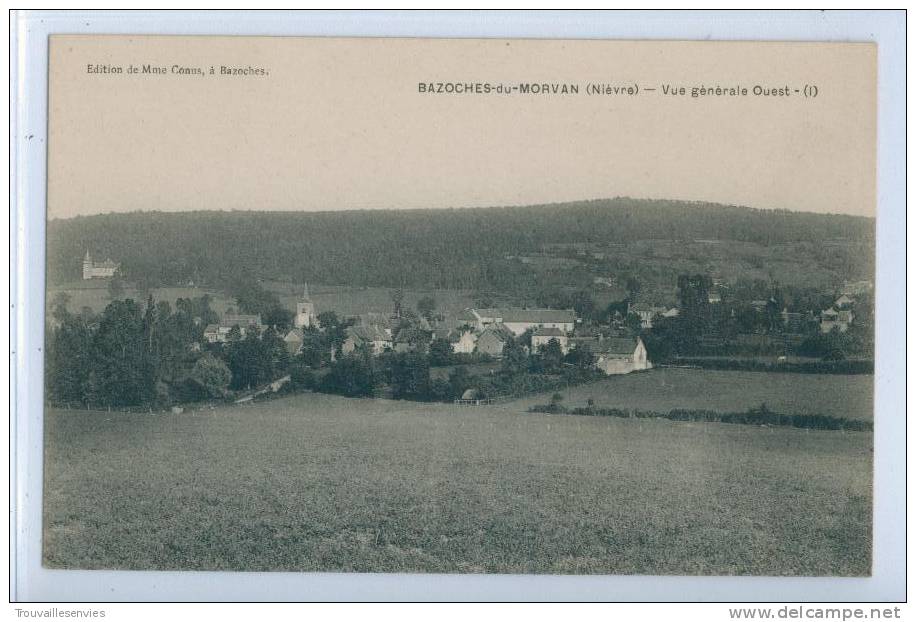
[509,368,874,422]
[44,374,872,575]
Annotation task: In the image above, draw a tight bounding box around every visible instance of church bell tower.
[294,283,316,328]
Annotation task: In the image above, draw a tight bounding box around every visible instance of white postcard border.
[11,9,906,602]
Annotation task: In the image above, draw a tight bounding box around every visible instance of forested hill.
[48,198,874,290]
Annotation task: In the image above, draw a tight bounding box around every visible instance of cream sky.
[48,36,876,220]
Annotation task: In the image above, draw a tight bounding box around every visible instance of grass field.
[509,369,874,422]
[44,375,872,575]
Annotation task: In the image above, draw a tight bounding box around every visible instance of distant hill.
[47,198,875,293]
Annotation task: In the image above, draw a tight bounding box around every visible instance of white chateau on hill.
[82,250,120,280]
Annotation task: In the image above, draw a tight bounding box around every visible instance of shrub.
[188,353,232,399]
[317,356,376,397]
[528,403,872,432]
[674,357,873,375]
[289,360,316,390]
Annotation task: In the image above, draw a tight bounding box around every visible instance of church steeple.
[295,283,316,328]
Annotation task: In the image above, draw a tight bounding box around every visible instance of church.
[82,250,120,280]
[294,283,317,328]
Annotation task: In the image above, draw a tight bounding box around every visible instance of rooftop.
[347,325,391,343]
[478,323,514,342]
[597,337,640,356]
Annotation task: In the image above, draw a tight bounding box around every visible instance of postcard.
[42,35,877,577]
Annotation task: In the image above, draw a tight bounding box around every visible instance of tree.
[447,366,471,399]
[289,358,316,390]
[518,327,535,348]
[565,344,594,369]
[642,315,684,362]
[416,296,437,319]
[625,312,643,334]
[677,273,713,335]
[535,289,572,310]
[226,327,274,390]
[388,352,431,400]
[226,324,242,343]
[501,336,529,375]
[427,338,454,366]
[538,338,565,372]
[315,311,351,357]
[231,277,293,329]
[733,304,764,334]
[88,299,154,406]
[798,329,849,361]
[297,330,330,368]
[570,290,596,320]
[46,310,92,404]
[262,326,291,378]
[427,378,452,402]
[605,299,630,323]
[50,292,71,324]
[319,355,376,397]
[263,306,294,330]
[232,278,281,317]
[765,286,785,333]
[188,353,231,398]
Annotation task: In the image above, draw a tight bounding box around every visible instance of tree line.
[46,293,300,408]
[300,334,602,403]
[46,287,597,409]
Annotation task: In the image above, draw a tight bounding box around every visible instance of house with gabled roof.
[630,303,666,329]
[392,326,430,353]
[450,329,477,354]
[82,249,120,280]
[820,308,854,333]
[203,314,264,343]
[357,313,395,337]
[595,336,651,375]
[461,307,576,336]
[283,328,305,356]
[475,323,515,357]
[341,325,392,356]
[834,294,856,309]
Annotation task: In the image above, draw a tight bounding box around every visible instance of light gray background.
[10,9,906,602]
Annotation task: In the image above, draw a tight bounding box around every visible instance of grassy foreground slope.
[44,391,871,575]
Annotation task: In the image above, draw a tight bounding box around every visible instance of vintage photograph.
[42,36,876,576]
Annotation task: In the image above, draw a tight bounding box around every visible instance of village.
[198,278,871,369]
[55,247,875,412]
[201,290,652,378]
